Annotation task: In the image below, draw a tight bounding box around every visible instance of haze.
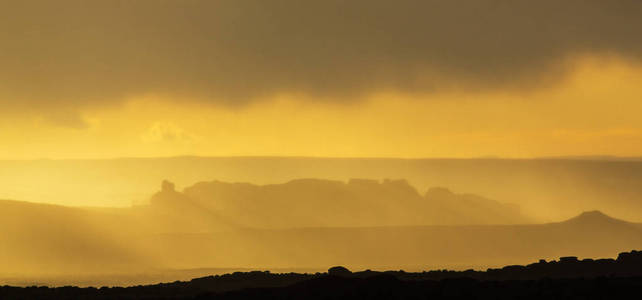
[2,0,642,287]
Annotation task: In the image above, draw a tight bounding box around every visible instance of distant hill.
[5,157,642,221]
[177,178,529,227]
[153,210,642,270]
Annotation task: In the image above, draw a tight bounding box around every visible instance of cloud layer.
[2,0,642,111]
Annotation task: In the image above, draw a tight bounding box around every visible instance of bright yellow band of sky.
[1,55,641,160]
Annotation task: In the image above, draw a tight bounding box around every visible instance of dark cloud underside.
[1,0,641,109]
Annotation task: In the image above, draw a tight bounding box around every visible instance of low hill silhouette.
[562,210,635,227]
[4,251,642,299]
[178,178,529,227]
[161,210,640,270]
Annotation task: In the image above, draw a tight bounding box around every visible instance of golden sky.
[2,0,642,159]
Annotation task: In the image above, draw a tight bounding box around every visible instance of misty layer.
[2,0,642,112]
[5,157,642,221]
[166,178,528,228]
[2,178,642,281]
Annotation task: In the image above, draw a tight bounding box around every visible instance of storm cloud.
[1,0,642,110]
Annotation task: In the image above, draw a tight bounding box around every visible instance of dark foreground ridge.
[4,250,642,299]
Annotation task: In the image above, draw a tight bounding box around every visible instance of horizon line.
[2,154,642,162]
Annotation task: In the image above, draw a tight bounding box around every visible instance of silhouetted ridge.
[180,178,529,227]
[5,251,642,299]
[425,187,455,198]
[8,156,642,222]
[328,266,352,277]
[562,210,629,226]
[151,180,192,206]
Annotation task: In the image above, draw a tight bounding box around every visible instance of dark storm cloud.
[1,0,642,110]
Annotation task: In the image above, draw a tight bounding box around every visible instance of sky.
[2,0,642,159]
